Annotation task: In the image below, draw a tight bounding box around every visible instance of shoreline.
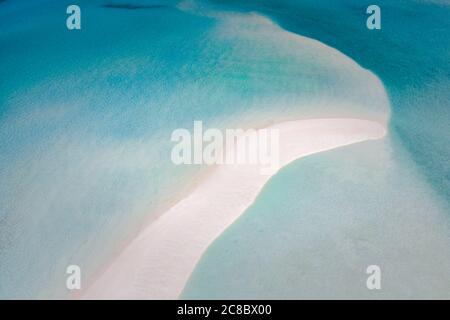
[80,118,387,299]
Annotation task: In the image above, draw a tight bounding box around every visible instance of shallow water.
[0,0,389,298]
[183,0,450,299]
[206,0,450,199]
[182,136,450,299]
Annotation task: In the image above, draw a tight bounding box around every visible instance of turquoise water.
[183,139,450,299]
[205,0,450,199]
[0,0,385,298]
[0,0,449,298]
[182,0,450,299]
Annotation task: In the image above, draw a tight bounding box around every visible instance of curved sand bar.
[81,118,386,299]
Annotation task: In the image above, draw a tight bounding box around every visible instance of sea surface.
[183,0,450,299]
[0,0,449,298]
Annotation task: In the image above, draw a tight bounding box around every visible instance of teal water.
[0,0,449,298]
[181,0,450,299]
[0,0,389,298]
[183,139,450,299]
[205,0,450,199]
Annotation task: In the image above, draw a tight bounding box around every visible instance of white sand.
[80,118,386,299]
